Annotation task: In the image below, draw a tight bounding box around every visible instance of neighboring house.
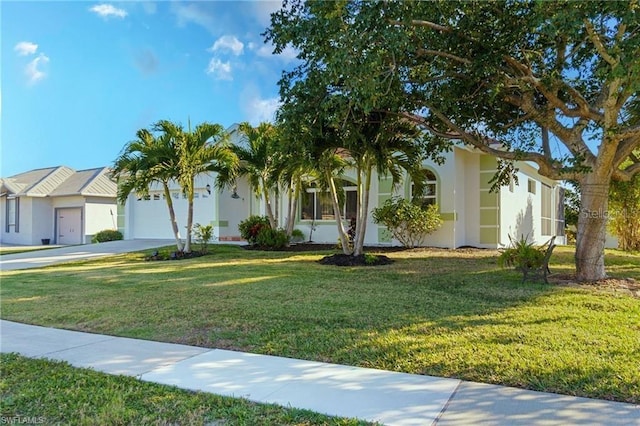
[121,126,566,248]
[0,166,117,245]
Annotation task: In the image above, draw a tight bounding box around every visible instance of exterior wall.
[84,197,118,243]
[499,163,566,246]
[126,175,217,240]
[31,198,54,245]
[1,197,33,245]
[217,177,251,240]
[463,153,482,247]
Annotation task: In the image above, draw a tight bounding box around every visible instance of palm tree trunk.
[326,170,352,255]
[262,178,277,229]
[354,166,372,256]
[162,183,183,251]
[285,178,298,236]
[184,178,195,253]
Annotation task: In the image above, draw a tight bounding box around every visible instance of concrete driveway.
[0,239,174,271]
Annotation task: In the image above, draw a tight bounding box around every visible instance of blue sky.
[1,1,297,177]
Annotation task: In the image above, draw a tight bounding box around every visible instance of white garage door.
[57,208,83,245]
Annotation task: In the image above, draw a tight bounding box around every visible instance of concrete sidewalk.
[0,239,174,271]
[1,320,637,425]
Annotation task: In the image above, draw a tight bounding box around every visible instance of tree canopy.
[266,0,640,280]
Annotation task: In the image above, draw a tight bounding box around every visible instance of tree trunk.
[575,174,610,281]
[353,165,372,256]
[262,178,277,229]
[184,178,195,253]
[285,178,298,237]
[326,170,352,255]
[162,183,183,252]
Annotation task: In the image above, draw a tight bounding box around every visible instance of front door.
[57,208,82,245]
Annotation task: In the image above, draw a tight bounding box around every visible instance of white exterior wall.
[463,153,482,247]
[84,197,118,243]
[31,198,54,244]
[126,175,217,240]
[499,165,566,246]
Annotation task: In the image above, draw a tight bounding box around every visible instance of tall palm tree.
[162,120,237,253]
[111,128,184,251]
[233,122,283,229]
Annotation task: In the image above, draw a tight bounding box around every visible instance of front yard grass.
[1,245,638,404]
[0,353,371,425]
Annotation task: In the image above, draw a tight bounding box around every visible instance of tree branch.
[417,48,471,65]
[584,19,618,66]
[405,19,452,32]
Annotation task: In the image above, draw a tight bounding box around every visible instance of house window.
[528,179,536,194]
[411,170,438,208]
[153,193,160,201]
[300,180,357,220]
[194,192,200,199]
[556,187,565,236]
[5,197,19,233]
[541,183,552,235]
[172,192,179,200]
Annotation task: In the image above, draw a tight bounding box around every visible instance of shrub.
[255,227,289,249]
[372,197,443,248]
[92,229,123,243]
[193,223,215,254]
[290,228,305,243]
[498,234,546,273]
[239,216,271,245]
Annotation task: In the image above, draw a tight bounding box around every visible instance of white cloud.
[14,41,38,56]
[209,36,244,56]
[206,58,233,81]
[241,90,281,124]
[25,53,49,85]
[89,4,127,19]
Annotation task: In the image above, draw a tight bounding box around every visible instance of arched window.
[411,170,437,208]
[300,180,358,220]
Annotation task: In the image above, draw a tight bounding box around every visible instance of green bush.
[193,223,215,254]
[498,234,545,272]
[372,197,443,248]
[255,227,289,249]
[290,228,305,243]
[238,216,271,245]
[92,229,123,243]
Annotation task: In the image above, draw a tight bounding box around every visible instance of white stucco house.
[119,126,566,248]
[0,166,118,245]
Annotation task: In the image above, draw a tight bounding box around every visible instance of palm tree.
[162,120,237,253]
[233,122,283,229]
[111,128,184,251]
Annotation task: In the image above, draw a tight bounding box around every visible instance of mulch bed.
[317,253,394,267]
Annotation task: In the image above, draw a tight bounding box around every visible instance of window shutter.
[15,197,19,233]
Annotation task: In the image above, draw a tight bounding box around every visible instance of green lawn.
[0,353,371,426]
[1,245,638,405]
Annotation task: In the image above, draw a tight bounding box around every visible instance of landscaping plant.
[372,197,442,248]
[91,229,123,243]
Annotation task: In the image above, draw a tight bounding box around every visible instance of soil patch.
[550,274,640,298]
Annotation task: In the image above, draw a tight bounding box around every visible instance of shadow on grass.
[1,245,638,403]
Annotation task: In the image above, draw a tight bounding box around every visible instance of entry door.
[58,208,82,245]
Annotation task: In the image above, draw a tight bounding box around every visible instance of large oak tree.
[266,0,640,280]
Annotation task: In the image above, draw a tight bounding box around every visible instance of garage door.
[57,208,83,245]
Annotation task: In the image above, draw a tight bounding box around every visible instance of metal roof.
[1,166,116,198]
